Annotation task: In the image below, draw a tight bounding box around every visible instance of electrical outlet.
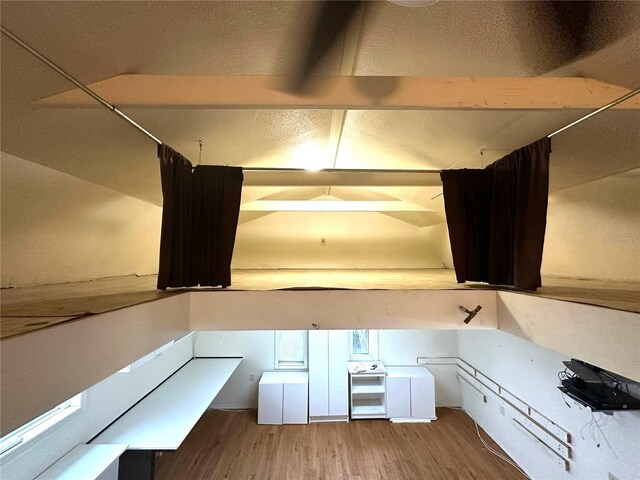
[499,405,505,416]
[249,373,255,382]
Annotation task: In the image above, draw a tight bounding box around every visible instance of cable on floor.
[446,407,530,479]
[473,417,530,479]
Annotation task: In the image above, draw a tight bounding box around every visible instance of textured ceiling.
[1,0,639,212]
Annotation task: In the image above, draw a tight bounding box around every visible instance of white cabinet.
[386,367,436,421]
[258,372,308,425]
[309,330,349,422]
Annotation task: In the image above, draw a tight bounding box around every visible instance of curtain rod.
[0,25,163,145]
[241,167,442,173]
[2,25,638,166]
[546,86,640,138]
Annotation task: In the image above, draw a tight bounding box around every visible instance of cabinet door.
[308,330,329,417]
[328,330,349,416]
[411,376,435,419]
[258,383,283,425]
[386,376,411,418]
[284,382,308,424]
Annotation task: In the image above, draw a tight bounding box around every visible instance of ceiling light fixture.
[292,141,328,172]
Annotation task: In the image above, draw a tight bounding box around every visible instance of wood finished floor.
[155,408,524,480]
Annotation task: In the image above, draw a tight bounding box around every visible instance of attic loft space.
[0,0,638,374]
[0,1,637,332]
[1,2,639,479]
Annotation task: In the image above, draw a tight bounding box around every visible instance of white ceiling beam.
[36,75,640,110]
[380,211,444,228]
[243,170,442,187]
[240,200,432,212]
[325,6,365,195]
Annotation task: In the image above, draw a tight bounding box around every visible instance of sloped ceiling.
[1,0,639,221]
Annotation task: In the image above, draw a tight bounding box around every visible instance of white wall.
[0,152,162,287]
[543,168,640,282]
[194,329,461,409]
[232,211,442,269]
[458,329,640,480]
[422,222,454,269]
[1,293,191,436]
[497,291,640,383]
[190,289,498,331]
[194,330,275,409]
[0,334,193,480]
[378,329,460,406]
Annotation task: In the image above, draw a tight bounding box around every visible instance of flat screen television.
[558,359,640,412]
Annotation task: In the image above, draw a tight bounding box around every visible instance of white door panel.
[387,376,411,418]
[258,383,283,425]
[309,330,329,416]
[411,377,435,419]
[284,382,308,424]
[328,330,349,416]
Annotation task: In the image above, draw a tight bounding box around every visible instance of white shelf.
[348,361,387,374]
[349,362,387,420]
[351,373,386,379]
[92,358,241,450]
[351,375,385,385]
[352,384,385,395]
[352,404,386,416]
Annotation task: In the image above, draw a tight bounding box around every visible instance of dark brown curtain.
[440,137,551,291]
[157,144,243,290]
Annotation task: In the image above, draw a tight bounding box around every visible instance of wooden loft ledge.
[1,270,638,340]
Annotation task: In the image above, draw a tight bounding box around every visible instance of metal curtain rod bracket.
[2,25,638,165]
